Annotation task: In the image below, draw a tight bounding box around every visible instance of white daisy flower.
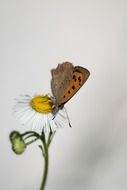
[13,94,70,132]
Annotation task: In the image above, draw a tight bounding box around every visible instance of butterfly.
[51,62,90,108]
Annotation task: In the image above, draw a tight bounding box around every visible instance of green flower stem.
[21,131,41,139]
[25,137,38,146]
[40,134,49,190]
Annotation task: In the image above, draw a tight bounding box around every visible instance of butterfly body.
[51,62,90,107]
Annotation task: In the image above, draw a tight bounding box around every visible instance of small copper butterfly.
[51,62,90,108]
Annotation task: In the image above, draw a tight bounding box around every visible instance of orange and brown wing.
[57,66,90,106]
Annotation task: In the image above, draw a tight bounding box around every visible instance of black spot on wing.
[73,75,76,79]
[72,86,75,90]
[73,74,78,82]
[78,76,81,82]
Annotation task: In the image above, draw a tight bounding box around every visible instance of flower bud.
[10,131,26,155]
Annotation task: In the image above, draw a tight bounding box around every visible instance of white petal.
[13,94,69,133]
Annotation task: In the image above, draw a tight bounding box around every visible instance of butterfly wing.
[51,62,90,107]
[57,66,90,106]
[51,62,74,105]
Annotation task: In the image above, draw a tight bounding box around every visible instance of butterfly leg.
[63,107,72,128]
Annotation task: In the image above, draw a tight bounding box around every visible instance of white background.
[0,0,127,189]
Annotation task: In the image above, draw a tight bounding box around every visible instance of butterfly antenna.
[63,107,72,128]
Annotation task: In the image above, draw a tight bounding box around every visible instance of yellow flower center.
[30,95,54,114]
